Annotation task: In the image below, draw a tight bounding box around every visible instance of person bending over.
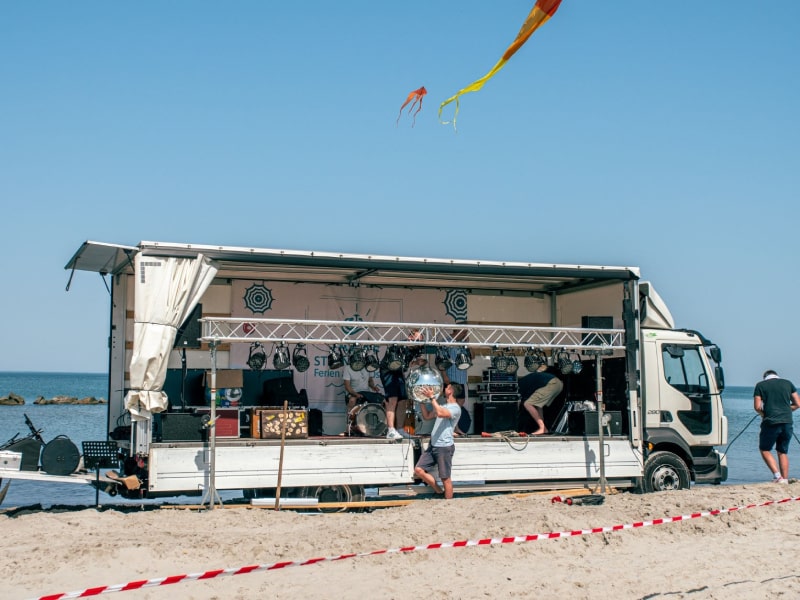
[519,363,563,435]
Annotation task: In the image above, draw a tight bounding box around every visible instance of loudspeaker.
[263,376,308,408]
[474,402,518,433]
[582,315,613,344]
[174,304,203,349]
[568,410,622,436]
[307,408,324,436]
[164,368,206,408]
[160,412,206,441]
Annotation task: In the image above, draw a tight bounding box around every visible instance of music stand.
[82,441,119,507]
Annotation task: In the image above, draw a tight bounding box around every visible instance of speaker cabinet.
[160,412,206,441]
[174,304,203,349]
[582,315,613,344]
[568,410,622,436]
[474,402,518,433]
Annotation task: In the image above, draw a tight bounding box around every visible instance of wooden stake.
[274,400,289,510]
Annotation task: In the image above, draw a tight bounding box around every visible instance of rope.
[718,413,759,462]
[481,431,530,451]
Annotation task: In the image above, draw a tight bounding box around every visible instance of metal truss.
[200,318,624,352]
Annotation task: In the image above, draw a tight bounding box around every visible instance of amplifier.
[474,402,518,433]
[479,393,520,403]
[489,382,518,393]
[482,369,518,382]
[568,411,622,436]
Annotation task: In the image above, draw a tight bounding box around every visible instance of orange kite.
[397,86,427,127]
[439,0,562,128]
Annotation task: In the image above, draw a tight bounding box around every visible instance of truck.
[4,240,728,507]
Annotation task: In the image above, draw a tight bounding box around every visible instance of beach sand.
[2,482,799,599]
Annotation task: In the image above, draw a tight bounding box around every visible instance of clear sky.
[1,2,797,386]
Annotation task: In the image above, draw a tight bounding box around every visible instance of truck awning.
[66,240,640,295]
[65,241,137,275]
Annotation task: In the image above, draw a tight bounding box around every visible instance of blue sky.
[1,1,797,386]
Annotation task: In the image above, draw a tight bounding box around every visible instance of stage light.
[434,347,453,371]
[454,347,472,371]
[491,349,509,373]
[524,348,547,371]
[557,350,573,375]
[292,343,310,373]
[273,342,291,370]
[364,346,380,372]
[571,353,583,375]
[504,350,519,375]
[348,345,366,371]
[384,345,406,371]
[327,345,344,370]
[246,342,266,371]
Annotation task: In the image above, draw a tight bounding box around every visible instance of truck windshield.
[662,345,709,395]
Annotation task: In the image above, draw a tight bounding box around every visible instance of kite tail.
[438,57,508,129]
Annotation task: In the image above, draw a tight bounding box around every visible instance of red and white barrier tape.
[33,495,800,600]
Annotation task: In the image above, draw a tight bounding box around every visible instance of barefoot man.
[519,363,563,435]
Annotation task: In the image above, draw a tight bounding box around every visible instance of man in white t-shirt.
[343,364,383,411]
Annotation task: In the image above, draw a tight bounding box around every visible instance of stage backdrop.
[231,281,461,414]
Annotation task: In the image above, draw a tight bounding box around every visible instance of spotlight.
[349,345,366,371]
[503,350,519,375]
[557,350,573,375]
[571,353,583,375]
[524,348,547,371]
[327,345,344,370]
[273,342,291,370]
[454,347,472,371]
[434,347,453,371]
[384,345,406,371]
[364,346,380,372]
[491,349,509,373]
[247,342,266,371]
[292,343,310,373]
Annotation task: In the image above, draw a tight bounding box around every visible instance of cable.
[718,413,759,462]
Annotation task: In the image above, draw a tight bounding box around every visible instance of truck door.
[657,343,724,446]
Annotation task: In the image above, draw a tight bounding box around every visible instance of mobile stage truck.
[5,241,729,507]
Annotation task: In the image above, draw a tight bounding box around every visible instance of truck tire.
[299,485,365,513]
[643,451,690,492]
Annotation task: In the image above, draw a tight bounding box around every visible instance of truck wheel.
[643,451,690,492]
[299,485,365,513]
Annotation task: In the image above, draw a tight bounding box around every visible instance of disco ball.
[405,365,444,404]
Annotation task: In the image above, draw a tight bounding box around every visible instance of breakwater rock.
[0,393,107,405]
[0,392,25,405]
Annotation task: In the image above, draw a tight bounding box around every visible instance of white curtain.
[125,253,218,421]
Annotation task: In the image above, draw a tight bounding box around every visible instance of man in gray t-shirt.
[414,383,462,499]
[754,369,800,483]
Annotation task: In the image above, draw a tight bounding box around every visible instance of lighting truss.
[200,318,624,352]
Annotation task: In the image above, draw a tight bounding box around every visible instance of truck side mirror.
[715,366,725,392]
[708,345,722,363]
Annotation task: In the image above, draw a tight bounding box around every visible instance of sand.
[2,482,799,600]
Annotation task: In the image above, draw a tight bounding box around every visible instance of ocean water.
[0,374,784,507]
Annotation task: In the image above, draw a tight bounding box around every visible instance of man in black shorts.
[754,369,800,483]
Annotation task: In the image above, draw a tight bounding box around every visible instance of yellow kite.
[439,0,563,128]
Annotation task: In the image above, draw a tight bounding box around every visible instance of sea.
[0,372,783,508]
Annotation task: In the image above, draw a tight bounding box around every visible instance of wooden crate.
[259,408,308,439]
